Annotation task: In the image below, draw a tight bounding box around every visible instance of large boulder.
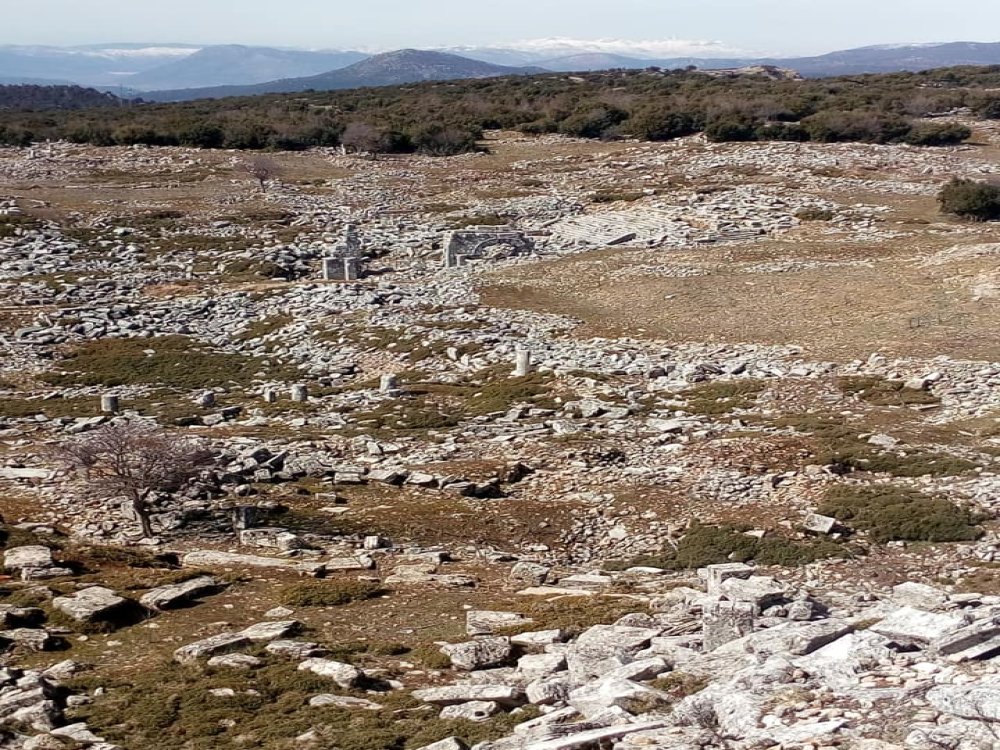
[139,576,225,611]
[440,637,513,671]
[52,587,127,623]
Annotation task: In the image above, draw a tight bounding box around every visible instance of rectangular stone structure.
[703,600,755,651]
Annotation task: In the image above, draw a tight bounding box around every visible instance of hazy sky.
[3,0,1000,56]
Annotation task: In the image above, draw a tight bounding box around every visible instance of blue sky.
[3,0,1000,56]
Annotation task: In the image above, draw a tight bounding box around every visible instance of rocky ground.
[1,123,1000,749]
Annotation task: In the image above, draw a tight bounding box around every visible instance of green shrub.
[609,524,850,570]
[704,113,758,142]
[681,379,766,416]
[938,177,1000,221]
[802,110,911,144]
[904,122,971,146]
[796,207,836,222]
[280,579,386,607]
[818,485,984,543]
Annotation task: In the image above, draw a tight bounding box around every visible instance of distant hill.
[531,42,1000,77]
[122,45,368,90]
[0,44,200,86]
[142,49,546,102]
[0,85,125,111]
[778,42,1000,76]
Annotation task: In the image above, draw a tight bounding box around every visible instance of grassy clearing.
[42,335,298,389]
[503,597,649,638]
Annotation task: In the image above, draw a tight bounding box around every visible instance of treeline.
[3,66,1000,152]
[0,85,129,113]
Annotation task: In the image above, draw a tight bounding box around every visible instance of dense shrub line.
[1,65,999,153]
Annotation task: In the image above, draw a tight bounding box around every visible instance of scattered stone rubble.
[2,129,1000,749]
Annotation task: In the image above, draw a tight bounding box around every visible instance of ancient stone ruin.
[321,223,364,281]
[442,226,536,268]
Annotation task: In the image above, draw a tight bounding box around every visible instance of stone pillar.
[262,388,278,404]
[198,391,216,408]
[322,258,339,281]
[100,394,120,413]
[702,601,755,652]
[290,384,309,402]
[343,257,360,281]
[231,505,258,531]
[380,374,399,393]
[514,350,532,377]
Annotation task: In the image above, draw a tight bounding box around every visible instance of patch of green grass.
[0,213,40,238]
[280,579,386,607]
[508,597,648,639]
[681,380,767,416]
[818,485,984,543]
[605,523,851,571]
[67,660,535,750]
[448,213,508,229]
[837,376,939,407]
[774,413,980,477]
[43,335,298,389]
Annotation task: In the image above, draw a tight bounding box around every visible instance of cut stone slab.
[516,653,567,680]
[466,611,533,636]
[139,576,225,611]
[0,629,63,652]
[266,640,328,659]
[932,618,1000,662]
[522,720,671,750]
[802,513,837,535]
[439,700,500,722]
[411,739,468,750]
[741,619,857,658]
[511,629,565,648]
[526,675,573,706]
[174,633,252,664]
[705,563,754,594]
[181,550,321,575]
[703,600,755,652]
[891,582,948,611]
[719,575,786,610]
[297,658,362,689]
[927,685,1000,722]
[568,625,661,681]
[870,606,964,647]
[241,620,301,641]
[3,546,53,571]
[441,637,513,671]
[52,587,126,623]
[412,685,524,707]
[309,695,383,710]
[569,678,674,719]
[207,653,261,670]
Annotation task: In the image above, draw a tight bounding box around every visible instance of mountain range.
[2,40,1000,100]
[140,50,545,102]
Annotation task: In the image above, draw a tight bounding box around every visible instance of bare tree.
[242,155,281,193]
[340,122,392,160]
[52,421,215,538]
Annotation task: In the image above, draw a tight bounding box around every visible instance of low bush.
[681,379,766,416]
[606,524,850,571]
[818,485,984,543]
[938,177,1000,221]
[280,579,386,607]
[903,122,971,146]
